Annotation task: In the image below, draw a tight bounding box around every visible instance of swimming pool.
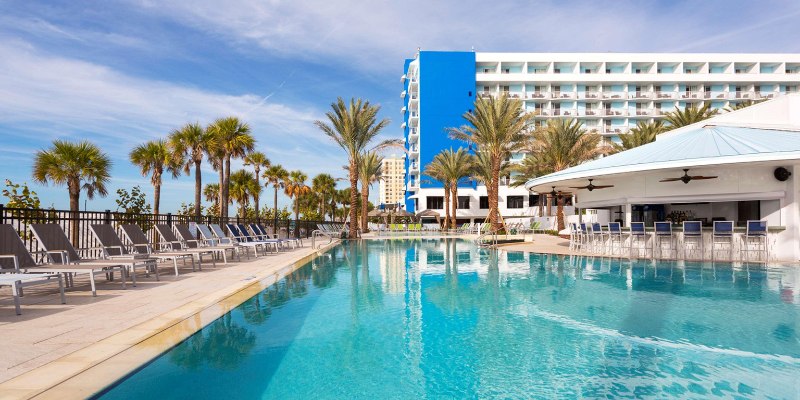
[97,239,800,399]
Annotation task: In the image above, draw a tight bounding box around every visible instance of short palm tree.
[129,139,180,215]
[724,99,766,112]
[263,164,288,227]
[312,173,337,221]
[169,122,216,219]
[229,169,258,218]
[524,118,606,230]
[449,95,534,231]
[243,151,270,219]
[315,97,391,238]
[32,140,112,244]
[284,170,311,233]
[357,151,384,232]
[664,102,718,130]
[204,183,220,208]
[424,154,451,229]
[332,188,350,222]
[613,120,665,152]
[440,148,474,229]
[208,117,255,219]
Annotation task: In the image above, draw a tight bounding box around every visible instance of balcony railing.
[634,109,653,116]
[655,91,677,99]
[704,92,727,99]
[408,128,418,135]
[629,91,653,99]
[551,91,576,99]
[527,91,549,99]
[731,91,755,99]
[479,91,493,98]
[600,109,628,116]
[579,92,600,99]
[506,92,524,99]
[601,92,625,99]
[602,127,628,134]
[551,108,578,116]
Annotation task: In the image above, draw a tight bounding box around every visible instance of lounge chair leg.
[173,259,179,276]
[12,282,21,315]
[152,261,160,282]
[58,274,66,304]
[90,273,97,296]
[211,253,216,268]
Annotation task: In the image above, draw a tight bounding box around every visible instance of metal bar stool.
[741,220,768,262]
[653,222,677,259]
[579,223,590,252]
[682,221,704,260]
[569,223,580,251]
[606,222,624,256]
[590,222,605,254]
[711,220,734,261]
[629,222,648,258]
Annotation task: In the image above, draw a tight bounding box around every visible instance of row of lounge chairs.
[0,222,305,315]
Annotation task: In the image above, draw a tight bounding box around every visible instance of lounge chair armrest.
[0,254,20,271]
[45,250,70,264]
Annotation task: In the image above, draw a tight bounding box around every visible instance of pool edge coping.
[0,240,341,400]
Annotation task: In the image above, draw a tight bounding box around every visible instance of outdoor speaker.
[774,167,791,182]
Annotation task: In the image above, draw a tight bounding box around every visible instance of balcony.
[409,112,419,119]
[579,92,600,99]
[551,108,578,117]
[633,109,654,116]
[400,90,407,98]
[408,128,418,136]
[602,127,628,134]
[680,92,704,99]
[629,91,653,100]
[506,91,524,99]
[409,162,419,171]
[527,91,549,99]
[400,106,407,113]
[479,91,494,99]
[655,91,677,99]
[551,91,576,99]
[704,92,727,100]
[401,122,407,129]
[600,109,628,116]
[731,91,755,99]
[409,145,419,153]
[580,109,600,116]
[601,92,625,100]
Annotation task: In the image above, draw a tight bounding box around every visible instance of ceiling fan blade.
[569,186,589,189]
[689,176,718,180]
[659,178,682,182]
[592,185,615,189]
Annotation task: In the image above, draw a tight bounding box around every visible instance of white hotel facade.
[400,52,800,223]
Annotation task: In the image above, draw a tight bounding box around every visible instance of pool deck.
[0,241,339,399]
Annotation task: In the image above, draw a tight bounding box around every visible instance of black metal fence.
[0,204,323,258]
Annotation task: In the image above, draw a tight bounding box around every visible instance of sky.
[1,0,800,213]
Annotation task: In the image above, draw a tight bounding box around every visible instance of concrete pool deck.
[0,241,339,399]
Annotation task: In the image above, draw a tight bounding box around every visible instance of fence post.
[0,204,4,224]
[104,209,111,224]
[166,213,173,226]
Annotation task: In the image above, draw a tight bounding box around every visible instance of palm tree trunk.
[547,195,552,217]
[443,185,450,230]
[490,157,501,231]
[154,181,161,215]
[451,185,457,229]
[360,186,369,232]
[538,195,544,217]
[222,155,231,219]
[348,162,358,238]
[68,184,80,247]
[218,168,224,218]
[294,197,300,238]
[273,186,279,228]
[253,172,260,221]
[194,160,202,220]
[556,195,565,232]
[321,197,326,222]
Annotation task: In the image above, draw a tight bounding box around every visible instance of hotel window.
[554,68,561,74]
[507,196,524,209]
[479,196,489,209]
[528,194,540,206]
[426,196,444,210]
[457,196,470,209]
[635,68,642,74]
[502,86,510,93]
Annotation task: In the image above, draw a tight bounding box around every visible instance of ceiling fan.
[570,179,614,191]
[660,169,718,184]
[548,186,571,197]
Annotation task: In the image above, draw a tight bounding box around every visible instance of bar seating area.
[568,219,774,262]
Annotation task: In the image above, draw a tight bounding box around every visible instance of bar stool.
[711,220,734,261]
[569,223,580,251]
[629,222,648,258]
[579,223,590,252]
[682,221,704,260]
[741,220,768,262]
[653,222,677,259]
[590,222,605,253]
[606,222,624,255]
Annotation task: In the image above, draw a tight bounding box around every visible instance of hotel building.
[379,155,406,206]
[401,51,800,223]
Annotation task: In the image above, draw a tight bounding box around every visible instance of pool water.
[97,239,800,399]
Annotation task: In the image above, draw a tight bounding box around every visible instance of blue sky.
[1,0,800,212]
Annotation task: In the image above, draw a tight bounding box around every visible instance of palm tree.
[357,151,384,232]
[664,102,718,130]
[243,151,270,220]
[613,120,665,152]
[312,173,336,221]
[169,122,216,220]
[332,188,350,222]
[523,118,607,230]
[724,99,766,112]
[315,98,391,238]
[284,170,311,234]
[32,140,112,244]
[208,117,255,219]
[129,139,180,215]
[203,183,220,215]
[263,164,288,227]
[449,95,534,231]
[229,169,258,218]
[473,151,513,219]
[440,148,474,229]
[424,154,451,229]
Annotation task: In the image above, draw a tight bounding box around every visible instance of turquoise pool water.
[98,239,800,399]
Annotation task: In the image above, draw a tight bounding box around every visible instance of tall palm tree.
[424,154,451,229]
[208,117,255,219]
[315,98,391,238]
[284,170,311,234]
[449,95,534,231]
[357,151,384,232]
[440,148,475,229]
[312,173,336,221]
[243,151,270,220]
[229,169,258,218]
[263,164,288,227]
[613,120,665,152]
[129,139,180,215]
[664,102,718,130]
[523,118,607,230]
[169,122,216,220]
[32,140,112,244]
[473,151,513,220]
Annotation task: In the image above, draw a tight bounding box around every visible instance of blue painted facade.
[403,51,476,212]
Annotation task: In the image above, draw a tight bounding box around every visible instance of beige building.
[379,155,405,206]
